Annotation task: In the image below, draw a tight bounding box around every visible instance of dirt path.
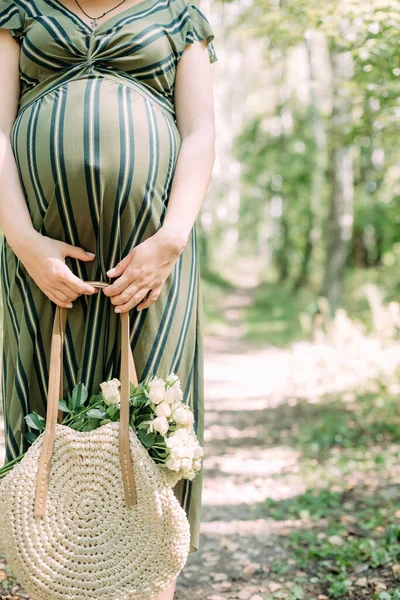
[0,272,274,600]
[175,270,400,600]
[176,272,273,600]
[3,267,400,599]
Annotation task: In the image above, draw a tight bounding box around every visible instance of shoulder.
[0,0,22,23]
[172,0,218,64]
[0,0,25,43]
[163,0,212,26]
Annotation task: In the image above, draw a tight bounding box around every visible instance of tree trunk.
[197,218,210,273]
[220,40,244,261]
[294,30,327,290]
[277,214,290,282]
[321,45,354,312]
[294,207,314,289]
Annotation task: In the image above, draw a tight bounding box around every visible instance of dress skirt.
[0,73,205,556]
[0,0,218,555]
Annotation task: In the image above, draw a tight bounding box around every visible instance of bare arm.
[104,38,216,312]
[158,38,216,247]
[0,30,38,255]
[0,30,97,305]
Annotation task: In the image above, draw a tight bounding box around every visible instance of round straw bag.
[0,281,191,600]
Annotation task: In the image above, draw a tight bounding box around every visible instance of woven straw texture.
[0,421,191,600]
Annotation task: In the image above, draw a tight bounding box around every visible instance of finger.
[61,270,99,296]
[114,288,151,313]
[43,288,73,308]
[60,280,99,300]
[105,252,134,280]
[136,289,161,311]
[61,242,96,262]
[103,269,143,297]
[57,282,80,302]
[51,288,73,305]
[110,282,146,307]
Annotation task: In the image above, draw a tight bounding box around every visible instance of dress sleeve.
[182,2,218,64]
[0,0,24,43]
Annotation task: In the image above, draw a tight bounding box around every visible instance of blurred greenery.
[204,0,400,312]
[196,1,400,596]
[242,261,400,347]
[2,0,400,597]
[259,382,400,598]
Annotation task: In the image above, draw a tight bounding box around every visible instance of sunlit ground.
[2,263,400,599]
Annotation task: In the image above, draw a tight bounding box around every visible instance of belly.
[11,76,181,254]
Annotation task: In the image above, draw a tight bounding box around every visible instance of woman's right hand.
[12,231,98,308]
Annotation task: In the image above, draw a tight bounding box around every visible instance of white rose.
[150,416,169,436]
[194,445,204,459]
[155,401,171,418]
[193,459,202,471]
[148,377,166,404]
[166,456,181,471]
[166,427,190,446]
[165,436,179,449]
[166,372,180,386]
[100,377,121,405]
[187,431,198,443]
[170,446,188,460]
[180,444,196,459]
[170,400,183,412]
[180,457,192,471]
[165,384,183,404]
[172,406,194,427]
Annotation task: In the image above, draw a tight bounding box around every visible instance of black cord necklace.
[74,0,128,27]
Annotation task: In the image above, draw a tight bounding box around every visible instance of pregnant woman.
[0,0,217,592]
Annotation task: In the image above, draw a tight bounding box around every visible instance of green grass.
[260,381,400,599]
[200,267,234,334]
[243,278,314,346]
[244,262,400,347]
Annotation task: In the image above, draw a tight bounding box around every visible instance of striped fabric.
[0,0,217,553]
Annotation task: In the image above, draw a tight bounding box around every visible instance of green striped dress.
[0,0,217,554]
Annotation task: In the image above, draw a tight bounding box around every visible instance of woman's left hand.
[102,227,187,313]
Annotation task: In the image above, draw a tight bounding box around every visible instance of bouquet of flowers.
[0,373,203,481]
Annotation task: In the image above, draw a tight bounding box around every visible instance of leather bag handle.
[34,281,138,516]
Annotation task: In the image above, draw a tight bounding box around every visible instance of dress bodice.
[0,0,217,118]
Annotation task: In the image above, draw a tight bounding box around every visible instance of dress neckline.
[44,0,156,32]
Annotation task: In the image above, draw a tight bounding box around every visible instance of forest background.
[1,0,400,599]
[194,1,400,599]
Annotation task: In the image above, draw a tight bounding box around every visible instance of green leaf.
[86,408,107,419]
[67,412,87,430]
[58,398,70,413]
[291,586,305,599]
[148,450,164,464]
[140,408,153,419]
[150,447,168,458]
[137,420,152,430]
[69,420,84,430]
[106,404,119,419]
[24,431,38,444]
[82,417,104,431]
[138,430,156,448]
[71,383,89,409]
[24,412,46,432]
[88,393,101,405]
